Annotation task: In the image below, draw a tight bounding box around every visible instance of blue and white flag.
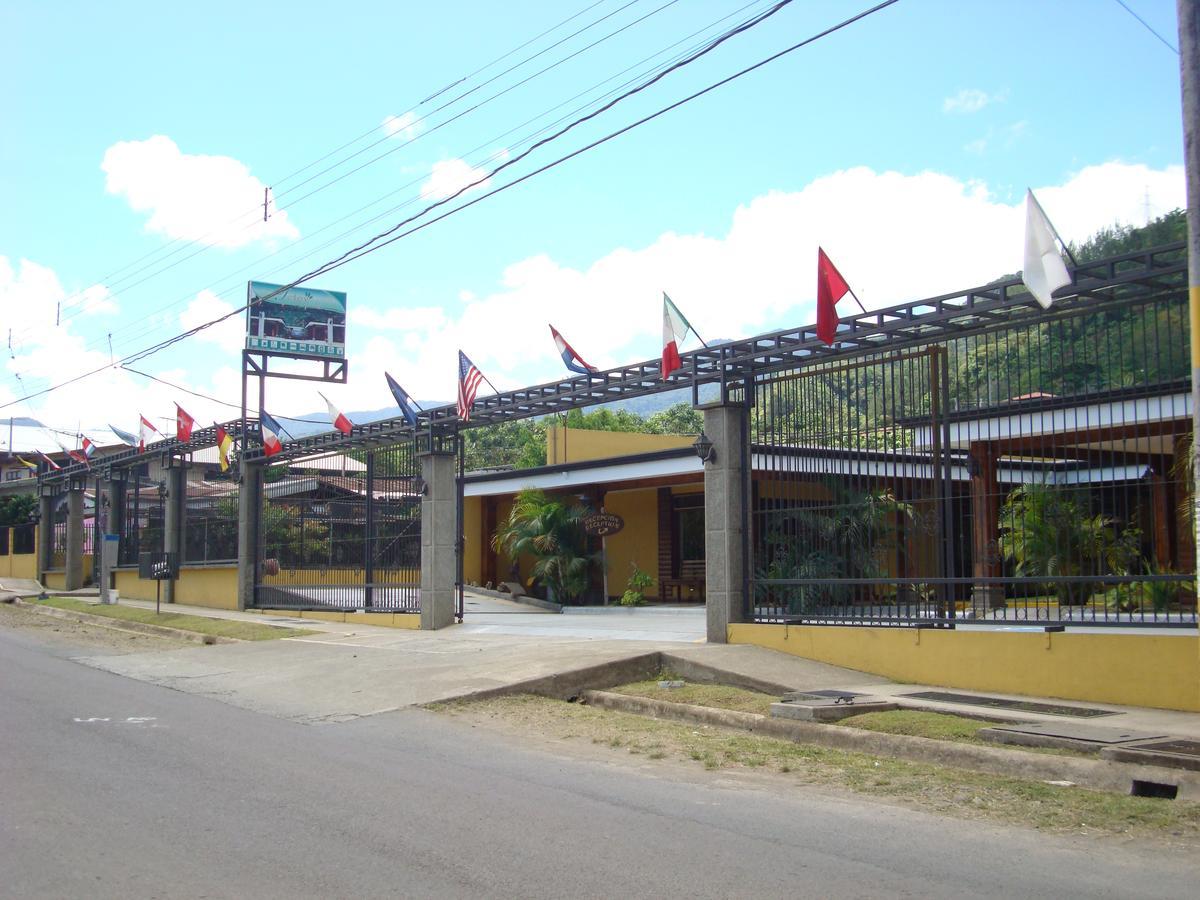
[260,411,285,457]
[110,423,139,447]
[385,372,421,426]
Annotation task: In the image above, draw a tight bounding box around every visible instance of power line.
[120,366,331,424]
[1113,0,1179,54]
[10,1,624,343]
[34,0,773,364]
[2,0,900,413]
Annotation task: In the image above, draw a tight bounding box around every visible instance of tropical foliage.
[0,493,37,527]
[998,484,1142,605]
[492,488,594,603]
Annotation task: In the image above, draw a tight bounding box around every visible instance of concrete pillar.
[236,463,262,611]
[37,492,54,580]
[163,465,186,604]
[701,402,749,643]
[65,485,85,591]
[419,449,458,630]
[968,441,1005,609]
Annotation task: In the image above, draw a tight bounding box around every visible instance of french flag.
[549,324,596,376]
[260,411,285,457]
[320,392,353,435]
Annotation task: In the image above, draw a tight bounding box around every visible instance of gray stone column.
[236,463,262,611]
[38,491,55,580]
[163,464,187,604]
[701,402,750,643]
[65,485,85,591]
[419,449,458,630]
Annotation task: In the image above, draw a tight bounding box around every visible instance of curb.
[581,689,1200,801]
[12,599,239,645]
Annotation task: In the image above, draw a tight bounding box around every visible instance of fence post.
[65,482,85,591]
[419,447,457,630]
[163,463,187,604]
[37,489,54,583]
[700,400,750,643]
[236,462,262,611]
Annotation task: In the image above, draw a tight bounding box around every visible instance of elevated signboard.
[246,281,347,360]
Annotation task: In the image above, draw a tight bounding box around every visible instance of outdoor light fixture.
[157,479,167,501]
[412,476,428,497]
[692,431,715,464]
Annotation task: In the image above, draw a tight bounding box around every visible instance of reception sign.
[246,281,347,360]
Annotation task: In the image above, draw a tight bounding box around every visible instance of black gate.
[254,444,422,612]
[750,289,1196,627]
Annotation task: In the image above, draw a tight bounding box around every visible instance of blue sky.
[0,0,1187,445]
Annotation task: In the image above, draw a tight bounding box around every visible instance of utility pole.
[1179,0,1200,597]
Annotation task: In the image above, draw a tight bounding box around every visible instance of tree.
[492,488,594,603]
[0,494,37,527]
[644,403,702,434]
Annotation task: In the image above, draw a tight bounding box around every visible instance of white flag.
[1022,189,1071,309]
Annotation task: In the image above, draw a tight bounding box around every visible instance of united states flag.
[457,351,484,421]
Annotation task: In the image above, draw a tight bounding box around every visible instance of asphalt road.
[1,626,1195,899]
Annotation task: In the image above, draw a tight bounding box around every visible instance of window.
[671,493,705,577]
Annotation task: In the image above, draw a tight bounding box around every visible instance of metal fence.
[118,479,165,568]
[48,497,68,569]
[183,474,239,564]
[255,445,422,612]
[750,289,1197,628]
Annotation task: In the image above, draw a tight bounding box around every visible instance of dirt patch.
[433,694,1200,846]
[0,601,189,654]
[611,676,777,716]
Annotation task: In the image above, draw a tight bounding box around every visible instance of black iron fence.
[118,480,164,568]
[750,288,1197,627]
[48,498,68,569]
[183,475,239,564]
[255,446,422,612]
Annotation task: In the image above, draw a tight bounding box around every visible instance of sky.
[0,0,1188,450]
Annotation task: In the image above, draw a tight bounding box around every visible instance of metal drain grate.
[899,690,1116,718]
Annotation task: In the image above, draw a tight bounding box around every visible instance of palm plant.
[493,489,594,603]
[998,484,1141,605]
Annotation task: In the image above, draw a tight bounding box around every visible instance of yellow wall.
[728,623,1200,713]
[603,487,660,600]
[546,426,693,464]
[114,566,239,609]
[463,495,482,584]
[255,609,420,629]
[0,527,37,580]
[43,571,67,590]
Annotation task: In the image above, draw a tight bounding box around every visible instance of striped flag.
[385,372,421,426]
[16,456,38,470]
[215,423,233,472]
[38,450,61,471]
[176,404,195,442]
[81,437,95,459]
[59,440,89,467]
[319,392,353,435]
[661,293,698,380]
[110,423,139,447]
[260,411,285,457]
[457,351,484,421]
[549,324,596,376]
[138,414,161,452]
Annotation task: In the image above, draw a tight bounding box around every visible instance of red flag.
[176,404,195,442]
[816,247,852,346]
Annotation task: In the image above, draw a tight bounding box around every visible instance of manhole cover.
[900,690,1116,718]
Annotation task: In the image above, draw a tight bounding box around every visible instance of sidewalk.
[29,591,1200,742]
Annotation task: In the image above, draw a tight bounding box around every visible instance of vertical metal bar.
[456,431,465,622]
[365,450,375,610]
[939,347,956,622]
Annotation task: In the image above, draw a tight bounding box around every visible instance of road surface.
[0,624,1194,898]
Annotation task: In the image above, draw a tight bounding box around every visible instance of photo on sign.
[245,280,347,360]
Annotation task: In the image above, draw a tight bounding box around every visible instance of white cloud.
[943,88,997,114]
[101,135,300,249]
[350,161,1184,401]
[179,290,245,352]
[382,112,421,140]
[420,158,494,200]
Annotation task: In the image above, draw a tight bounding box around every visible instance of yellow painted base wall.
[0,551,37,580]
[728,623,1200,713]
[114,566,239,610]
[43,571,67,590]
[255,609,420,629]
[463,495,482,585]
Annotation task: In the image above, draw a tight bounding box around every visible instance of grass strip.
[38,597,315,641]
[434,694,1200,843]
[610,675,778,716]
